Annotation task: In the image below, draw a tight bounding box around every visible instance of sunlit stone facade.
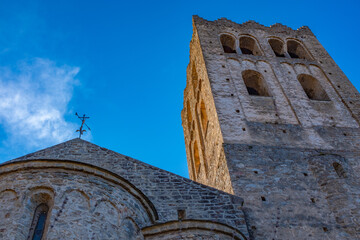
[182,16,360,239]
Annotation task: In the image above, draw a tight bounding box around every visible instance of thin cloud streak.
[0,58,81,159]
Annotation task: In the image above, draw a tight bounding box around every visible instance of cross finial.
[75,112,91,138]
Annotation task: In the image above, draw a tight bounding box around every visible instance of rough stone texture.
[181,16,360,239]
[0,138,249,239]
[144,230,237,240]
[181,18,234,193]
[143,220,244,239]
[225,144,360,239]
[0,169,148,239]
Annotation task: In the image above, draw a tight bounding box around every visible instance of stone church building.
[0,16,359,239]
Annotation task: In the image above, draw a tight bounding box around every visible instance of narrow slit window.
[297,74,330,101]
[200,100,208,134]
[220,34,236,53]
[191,63,198,94]
[29,204,49,240]
[187,101,192,131]
[188,143,196,179]
[287,40,312,60]
[239,36,261,56]
[193,141,200,174]
[333,162,347,178]
[242,70,270,97]
[268,39,285,57]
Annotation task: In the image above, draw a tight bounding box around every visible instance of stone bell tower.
[181,16,360,239]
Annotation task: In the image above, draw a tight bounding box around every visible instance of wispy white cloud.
[0,58,81,158]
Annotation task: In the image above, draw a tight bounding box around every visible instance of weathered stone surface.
[0,138,249,239]
[181,16,360,239]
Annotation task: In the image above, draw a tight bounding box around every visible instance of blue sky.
[0,0,359,178]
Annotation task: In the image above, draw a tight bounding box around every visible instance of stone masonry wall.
[143,220,245,239]
[224,144,360,240]
[1,139,250,239]
[183,16,360,240]
[145,229,237,240]
[181,20,233,193]
[0,167,151,239]
[192,16,360,149]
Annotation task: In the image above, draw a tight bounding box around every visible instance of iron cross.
[75,112,91,138]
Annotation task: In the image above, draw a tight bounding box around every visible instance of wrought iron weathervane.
[75,112,91,138]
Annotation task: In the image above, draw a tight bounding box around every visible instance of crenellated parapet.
[193,15,314,36]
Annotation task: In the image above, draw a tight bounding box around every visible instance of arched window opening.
[242,70,270,97]
[29,203,49,240]
[220,34,236,53]
[287,40,312,60]
[239,36,261,56]
[297,74,330,101]
[187,101,192,131]
[268,39,285,57]
[333,162,347,178]
[200,100,208,134]
[193,141,201,175]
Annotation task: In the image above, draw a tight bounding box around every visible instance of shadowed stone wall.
[0,168,150,239]
[0,139,250,239]
[224,144,360,239]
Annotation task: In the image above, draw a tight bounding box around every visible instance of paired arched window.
[239,36,261,56]
[287,40,312,60]
[219,34,313,60]
[242,70,271,97]
[29,203,49,240]
[240,71,329,101]
[220,34,262,55]
[220,34,236,53]
[268,38,312,60]
[297,74,330,101]
[268,38,285,57]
